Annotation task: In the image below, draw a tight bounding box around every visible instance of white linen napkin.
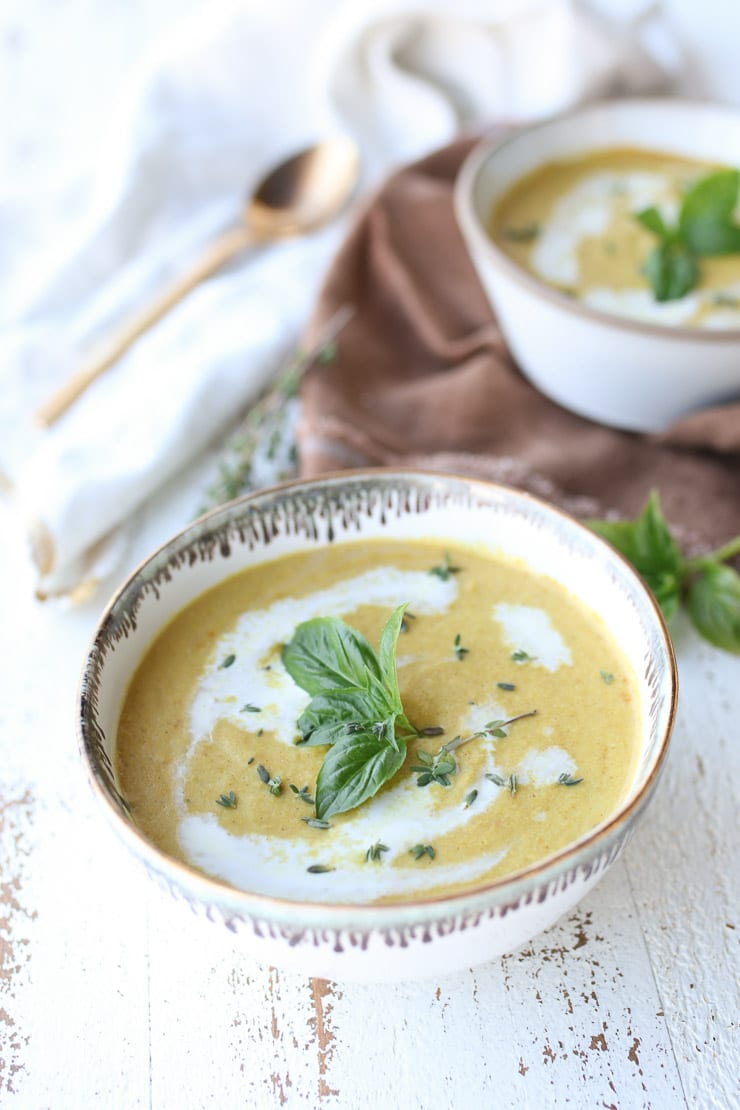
[0,0,677,599]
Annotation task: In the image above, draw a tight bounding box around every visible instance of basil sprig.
[282,605,417,819]
[635,169,740,302]
[589,492,740,653]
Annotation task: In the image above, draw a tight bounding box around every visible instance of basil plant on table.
[589,492,740,654]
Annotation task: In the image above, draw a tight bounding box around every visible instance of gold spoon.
[36,137,360,427]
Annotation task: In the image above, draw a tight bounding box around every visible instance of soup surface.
[116,539,641,904]
[490,147,740,328]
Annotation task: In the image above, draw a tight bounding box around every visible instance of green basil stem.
[684,535,740,573]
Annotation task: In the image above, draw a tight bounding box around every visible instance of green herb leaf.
[511,649,531,664]
[635,206,670,239]
[365,841,389,863]
[642,241,697,302]
[378,603,408,713]
[410,843,435,861]
[412,746,456,788]
[497,682,516,691]
[589,491,683,619]
[428,551,461,581]
[502,223,540,243]
[302,817,332,829]
[215,791,237,809]
[285,606,418,819]
[687,563,740,653]
[463,789,478,808]
[453,633,469,661]
[241,703,261,713]
[307,864,334,874]
[296,689,384,747]
[289,784,315,805]
[219,654,236,670]
[679,169,740,256]
[314,723,406,820]
[600,670,614,685]
[634,170,740,302]
[282,617,385,698]
[558,772,583,786]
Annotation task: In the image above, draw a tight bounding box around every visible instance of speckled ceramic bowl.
[79,472,677,982]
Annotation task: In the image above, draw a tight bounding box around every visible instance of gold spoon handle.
[35,225,255,427]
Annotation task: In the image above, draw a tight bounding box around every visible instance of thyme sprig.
[256,764,282,796]
[289,784,315,805]
[215,791,237,809]
[558,773,583,786]
[413,711,537,787]
[453,633,469,661]
[365,841,389,863]
[199,305,354,512]
[428,551,461,581]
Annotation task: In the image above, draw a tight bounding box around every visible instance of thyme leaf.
[365,841,389,863]
[215,791,237,809]
[410,843,436,861]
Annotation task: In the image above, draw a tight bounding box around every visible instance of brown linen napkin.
[299,138,740,551]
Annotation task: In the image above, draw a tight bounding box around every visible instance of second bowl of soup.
[455,99,740,431]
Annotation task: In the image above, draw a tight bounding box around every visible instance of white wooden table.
[1,455,738,1109]
[1,1,739,1104]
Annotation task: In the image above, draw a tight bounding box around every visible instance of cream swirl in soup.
[116,540,641,904]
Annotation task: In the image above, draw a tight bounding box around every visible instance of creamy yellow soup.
[490,147,740,328]
[116,540,641,904]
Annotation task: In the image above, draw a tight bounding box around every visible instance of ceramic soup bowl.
[454,98,740,432]
[79,472,676,982]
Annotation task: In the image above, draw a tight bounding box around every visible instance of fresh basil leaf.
[687,564,740,653]
[282,617,384,697]
[378,603,407,709]
[297,689,389,746]
[643,241,697,302]
[680,169,740,256]
[633,492,683,576]
[315,722,406,819]
[635,206,670,240]
[589,492,683,619]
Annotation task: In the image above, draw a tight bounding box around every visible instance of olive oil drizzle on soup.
[116,540,640,904]
[490,147,740,328]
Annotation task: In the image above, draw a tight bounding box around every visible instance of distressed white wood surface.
[1,458,738,1109]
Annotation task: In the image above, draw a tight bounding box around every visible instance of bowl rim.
[78,469,678,923]
[454,95,740,344]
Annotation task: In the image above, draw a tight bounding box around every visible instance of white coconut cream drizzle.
[188,566,458,750]
[531,171,670,287]
[175,570,579,901]
[492,603,572,672]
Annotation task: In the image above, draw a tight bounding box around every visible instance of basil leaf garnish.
[282,616,384,696]
[297,689,388,746]
[634,169,740,301]
[643,242,697,303]
[680,169,740,256]
[283,604,417,818]
[314,721,407,820]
